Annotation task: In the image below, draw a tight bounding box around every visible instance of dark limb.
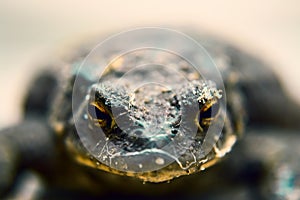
[0,120,55,197]
[226,46,300,129]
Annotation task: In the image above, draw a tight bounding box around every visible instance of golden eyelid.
[89,102,107,113]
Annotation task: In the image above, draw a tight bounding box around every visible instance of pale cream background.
[0,0,299,128]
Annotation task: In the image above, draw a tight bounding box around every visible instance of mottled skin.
[0,31,300,199]
[49,45,242,183]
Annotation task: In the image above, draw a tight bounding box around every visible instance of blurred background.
[0,0,299,128]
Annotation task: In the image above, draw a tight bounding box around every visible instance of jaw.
[66,129,223,183]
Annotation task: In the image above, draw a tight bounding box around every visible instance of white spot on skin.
[215,90,223,99]
[196,81,223,103]
[155,157,165,165]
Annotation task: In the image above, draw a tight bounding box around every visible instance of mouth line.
[107,147,197,171]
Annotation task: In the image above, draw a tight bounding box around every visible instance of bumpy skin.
[0,31,300,199]
[50,35,243,183]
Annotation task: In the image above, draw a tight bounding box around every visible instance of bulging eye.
[87,102,113,128]
[198,99,220,128]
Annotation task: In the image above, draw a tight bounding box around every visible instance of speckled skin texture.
[0,31,300,199]
[49,33,243,183]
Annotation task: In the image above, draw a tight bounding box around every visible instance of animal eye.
[87,102,112,128]
[198,99,220,128]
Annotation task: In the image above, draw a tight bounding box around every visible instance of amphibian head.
[51,29,242,183]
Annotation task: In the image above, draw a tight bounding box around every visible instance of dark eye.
[88,102,112,128]
[198,99,220,128]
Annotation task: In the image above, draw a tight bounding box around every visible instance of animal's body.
[0,29,299,199]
